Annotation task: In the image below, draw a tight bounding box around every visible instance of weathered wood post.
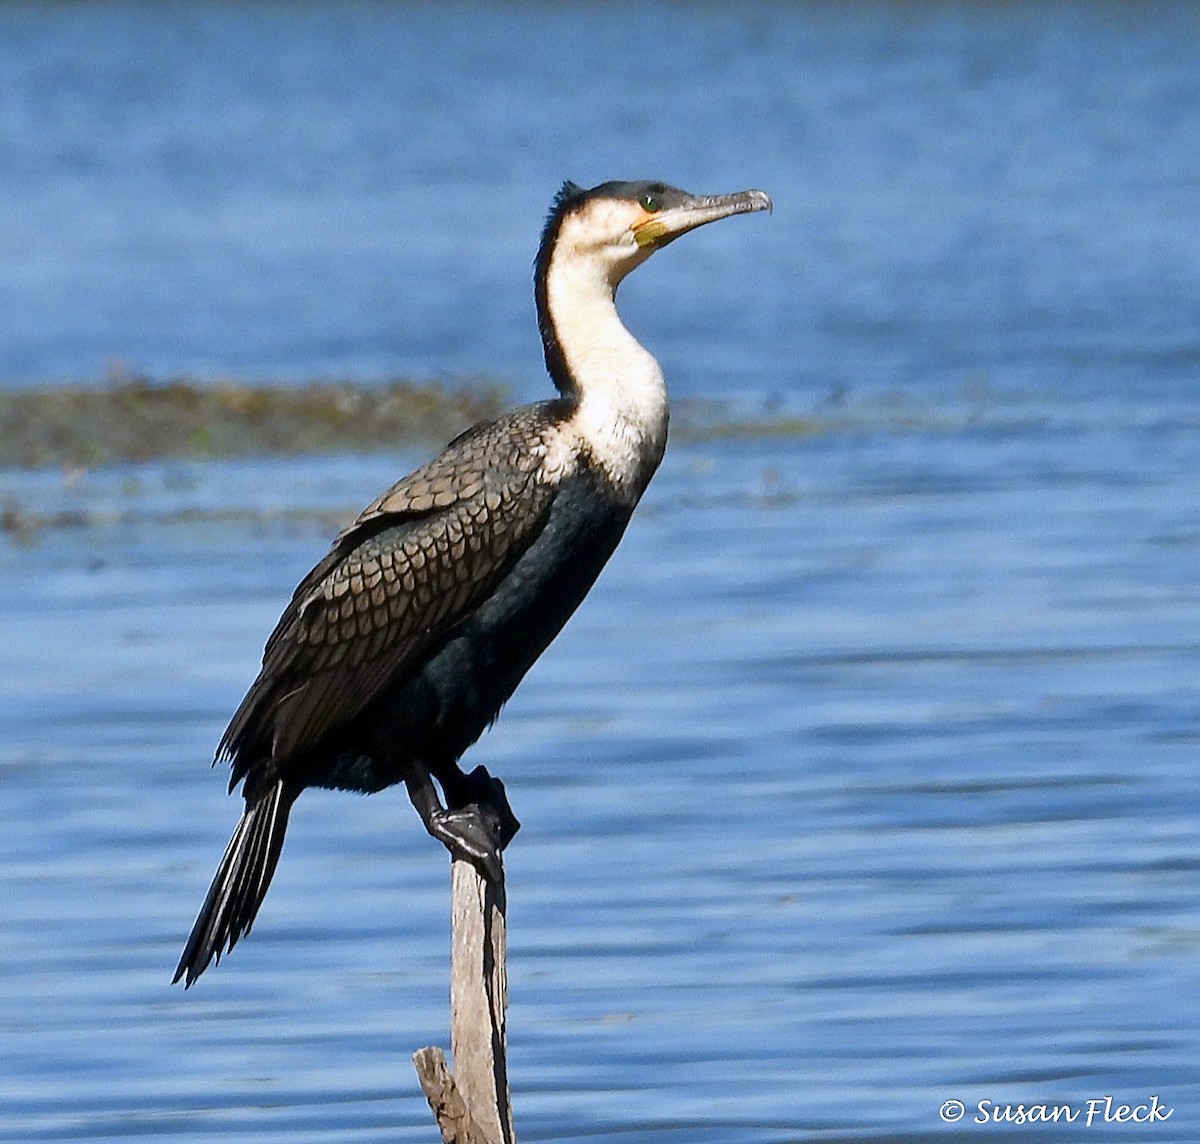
[413,857,515,1144]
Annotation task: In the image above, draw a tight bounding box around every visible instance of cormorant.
[174,179,771,986]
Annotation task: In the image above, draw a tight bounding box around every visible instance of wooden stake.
[414,858,514,1144]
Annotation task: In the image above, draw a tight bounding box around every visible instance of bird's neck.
[539,251,669,493]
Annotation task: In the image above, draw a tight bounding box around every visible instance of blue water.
[3,3,1200,1142]
[4,1,1200,407]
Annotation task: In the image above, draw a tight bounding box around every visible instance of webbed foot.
[425,803,506,882]
[462,765,521,849]
[406,760,516,883]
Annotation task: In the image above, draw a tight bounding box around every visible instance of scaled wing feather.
[219,409,563,779]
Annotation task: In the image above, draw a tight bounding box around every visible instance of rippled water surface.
[3,3,1200,1142]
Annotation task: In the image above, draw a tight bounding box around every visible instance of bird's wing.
[220,410,563,780]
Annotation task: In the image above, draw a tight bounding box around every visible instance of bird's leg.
[405,759,508,882]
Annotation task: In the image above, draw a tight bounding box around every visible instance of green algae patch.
[0,377,508,469]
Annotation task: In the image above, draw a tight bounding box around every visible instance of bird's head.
[534,179,772,398]
[537,180,772,291]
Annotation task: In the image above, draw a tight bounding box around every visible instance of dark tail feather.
[173,779,294,987]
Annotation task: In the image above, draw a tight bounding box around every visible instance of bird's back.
[220,398,638,798]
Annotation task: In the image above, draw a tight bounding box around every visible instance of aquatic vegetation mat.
[0,376,508,469]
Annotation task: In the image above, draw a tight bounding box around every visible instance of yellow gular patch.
[632,209,667,248]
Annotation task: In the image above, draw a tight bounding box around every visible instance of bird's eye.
[641,194,662,213]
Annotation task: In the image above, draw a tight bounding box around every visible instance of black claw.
[478,847,503,884]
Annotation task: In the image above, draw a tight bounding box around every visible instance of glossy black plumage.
[221,403,567,786]
[175,401,604,984]
[175,179,770,986]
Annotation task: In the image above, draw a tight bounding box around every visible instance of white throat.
[543,230,669,494]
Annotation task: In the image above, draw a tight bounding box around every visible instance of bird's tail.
[173,778,295,987]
